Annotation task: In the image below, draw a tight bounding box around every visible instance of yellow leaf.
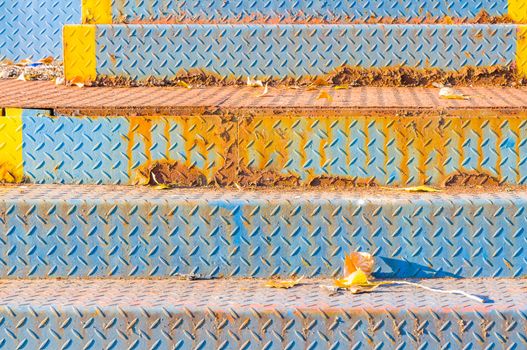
[334,85,348,90]
[177,81,192,89]
[400,185,441,193]
[70,76,85,88]
[317,91,333,102]
[265,277,303,289]
[38,56,54,65]
[334,269,370,288]
[154,184,173,190]
[439,87,469,100]
[18,58,32,66]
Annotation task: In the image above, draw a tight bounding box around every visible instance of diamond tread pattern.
[0,277,523,349]
[0,185,525,278]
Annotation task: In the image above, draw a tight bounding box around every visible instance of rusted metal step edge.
[3,81,527,114]
[82,0,527,25]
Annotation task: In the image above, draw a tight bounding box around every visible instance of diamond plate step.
[0,184,525,279]
[63,24,527,83]
[82,0,527,24]
[0,277,523,349]
[0,0,80,61]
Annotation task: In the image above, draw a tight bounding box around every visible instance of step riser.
[83,0,527,24]
[64,24,527,82]
[0,301,524,349]
[0,186,524,278]
[3,113,527,186]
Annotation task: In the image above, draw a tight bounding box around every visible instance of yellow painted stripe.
[63,25,97,82]
[82,0,112,24]
[4,108,23,117]
[0,117,23,183]
[517,26,527,78]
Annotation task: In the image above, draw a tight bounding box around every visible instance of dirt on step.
[442,171,501,187]
[92,65,524,88]
[144,160,208,187]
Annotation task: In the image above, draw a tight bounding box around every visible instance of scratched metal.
[0,0,81,61]
[21,114,527,186]
[0,184,525,278]
[111,0,509,23]
[0,278,523,349]
[93,24,517,80]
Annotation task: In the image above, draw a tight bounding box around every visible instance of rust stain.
[396,120,410,185]
[493,118,504,179]
[127,117,153,183]
[119,113,521,189]
[163,118,171,159]
[121,10,515,25]
[95,64,523,88]
[474,118,485,173]
[362,118,371,175]
[318,118,330,172]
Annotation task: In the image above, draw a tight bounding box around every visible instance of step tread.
[0,183,523,200]
[1,277,525,349]
[2,80,527,115]
[1,278,524,311]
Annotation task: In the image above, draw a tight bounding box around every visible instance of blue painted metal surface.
[113,0,509,23]
[0,277,524,349]
[93,24,517,79]
[0,0,81,61]
[20,114,527,186]
[0,184,525,278]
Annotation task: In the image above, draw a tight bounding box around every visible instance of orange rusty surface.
[124,116,235,185]
[238,115,523,186]
[2,80,527,116]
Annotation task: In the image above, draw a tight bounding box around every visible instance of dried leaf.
[334,85,348,90]
[154,184,173,190]
[177,80,192,89]
[399,185,441,193]
[334,269,370,288]
[439,87,469,100]
[317,91,333,102]
[311,77,329,86]
[265,277,303,289]
[247,77,264,87]
[70,76,85,88]
[38,56,54,65]
[257,83,269,97]
[18,58,32,66]
[306,85,318,91]
[344,252,375,276]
